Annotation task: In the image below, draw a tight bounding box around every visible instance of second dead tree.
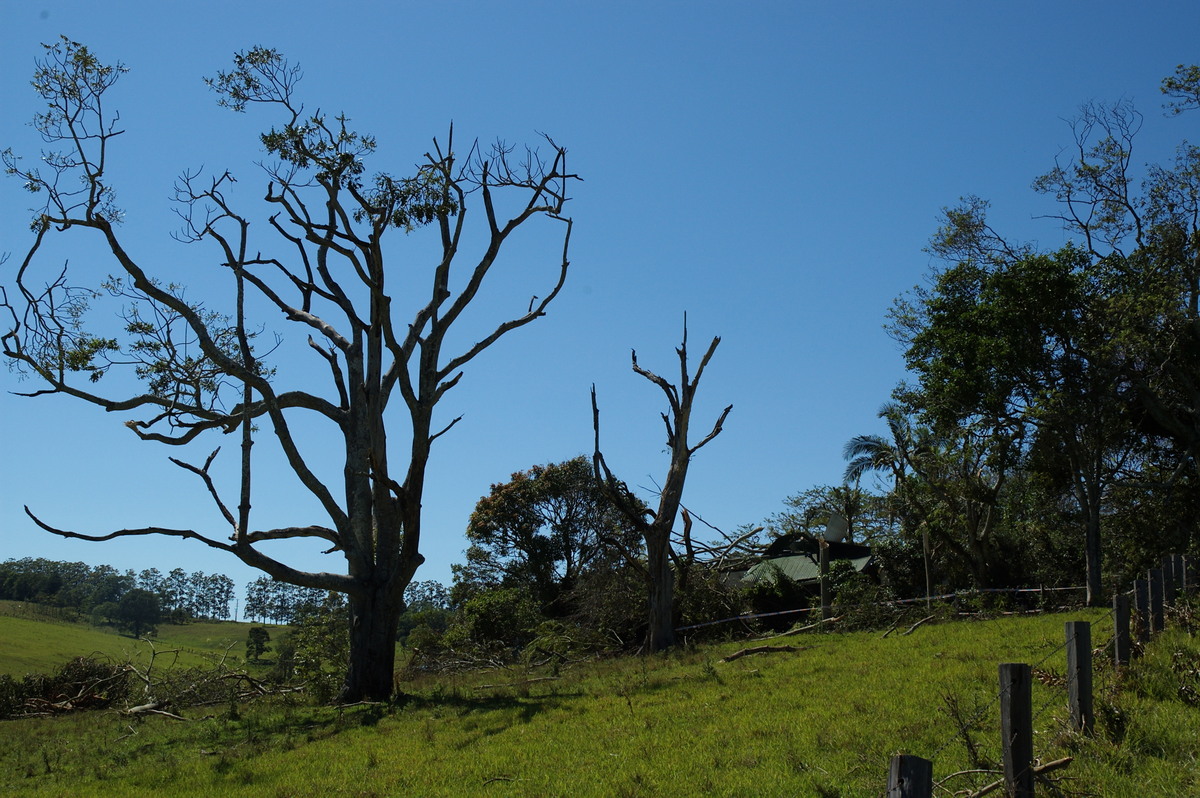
[592,322,732,652]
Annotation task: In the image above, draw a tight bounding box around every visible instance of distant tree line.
[0,558,235,624]
[135,567,235,622]
[243,577,333,625]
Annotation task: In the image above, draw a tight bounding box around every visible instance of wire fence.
[881,553,1194,796]
[676,584,1088,633]
[676,553,1192,794]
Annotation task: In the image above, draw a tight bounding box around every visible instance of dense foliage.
[453,457,640,618]
[843,65,1200,603]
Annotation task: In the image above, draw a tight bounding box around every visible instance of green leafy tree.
[885,62,1200,601]
[246,627,271,661]
[442,586,542,651]
[1,40,576,701]
[769,484,893,545]
[114,588,160,637]
[459,456,640,615]
[844,401,1019,592]
[396,580,451,648]
[891,236,1136,602]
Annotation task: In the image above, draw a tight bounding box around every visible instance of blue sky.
[2,1,1196,605]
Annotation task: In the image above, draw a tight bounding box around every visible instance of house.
[732,533,875,589]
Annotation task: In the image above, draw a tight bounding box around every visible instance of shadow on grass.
[401,688,583,718]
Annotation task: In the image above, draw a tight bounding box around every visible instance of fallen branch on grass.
[721,645,810,662]
[473,677,561,690]
[901,614,936,636]
[952,756,1073,798]
[754,615,844,641]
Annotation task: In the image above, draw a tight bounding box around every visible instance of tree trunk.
[1084,504,1103,607]
[1074,468,1104,607]
[340,585,403,703]
[645,531,677,651]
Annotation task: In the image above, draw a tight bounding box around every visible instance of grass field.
[1,606,1198,796]
[0,601,276,676]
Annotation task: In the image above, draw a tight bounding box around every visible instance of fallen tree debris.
[901,614,937,636]
[721,645,809,662]
[955,758,1080,792]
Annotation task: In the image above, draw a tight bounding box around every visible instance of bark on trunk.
[1074,469,1104,607]
[340,586,403,703]
[646,531,676,651]
[1084,506,1103,608]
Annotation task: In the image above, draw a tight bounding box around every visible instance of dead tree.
[1,41,577,702]
[592,322,732,651]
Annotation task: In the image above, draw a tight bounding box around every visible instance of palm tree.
[843,403,933,605]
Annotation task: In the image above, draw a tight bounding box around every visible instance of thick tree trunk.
[340,585,403,703]
[646,531,676,651]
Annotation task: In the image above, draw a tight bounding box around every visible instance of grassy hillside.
[2,607,1198,796]
[0,601,274,676]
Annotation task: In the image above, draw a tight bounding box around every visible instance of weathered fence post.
[1135,578,1150,645]
[999,663,1034,798]
[1065,621,1094,735]
[1162,558,1178,607]
[887,754,933,798]
[1113,593,1131,668]
[1149,568,1165,634]
[1183,554,1193,597]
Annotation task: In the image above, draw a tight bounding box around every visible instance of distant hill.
[0,600,270,677]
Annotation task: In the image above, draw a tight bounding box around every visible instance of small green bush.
[443,587,541,651]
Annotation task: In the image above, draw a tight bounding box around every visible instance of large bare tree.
[1,40,577,701]
[592,323,731,651]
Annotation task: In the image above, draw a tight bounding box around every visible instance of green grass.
[2,608,1198,796]
[0,601,279,676]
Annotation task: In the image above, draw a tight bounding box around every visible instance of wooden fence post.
[1113,593,1131,668]
[1183,554,1193,597]
[999,663,1034,798]
[1162,558,1178,607]
[1149,568,1165,634]
[887,754,932,798]
[1135,578,1150,645]
[1065,621,1094,735]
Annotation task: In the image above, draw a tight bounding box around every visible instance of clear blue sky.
[2,1,1196,604]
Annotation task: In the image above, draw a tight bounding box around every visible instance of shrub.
[268,592,349,702]
[830,571,899,630]
[443,587,542,651]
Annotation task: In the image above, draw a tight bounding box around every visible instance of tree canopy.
[867,64,1200,602]
[457,456,640,614]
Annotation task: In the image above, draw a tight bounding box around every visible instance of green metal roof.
[741,554,873,586]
